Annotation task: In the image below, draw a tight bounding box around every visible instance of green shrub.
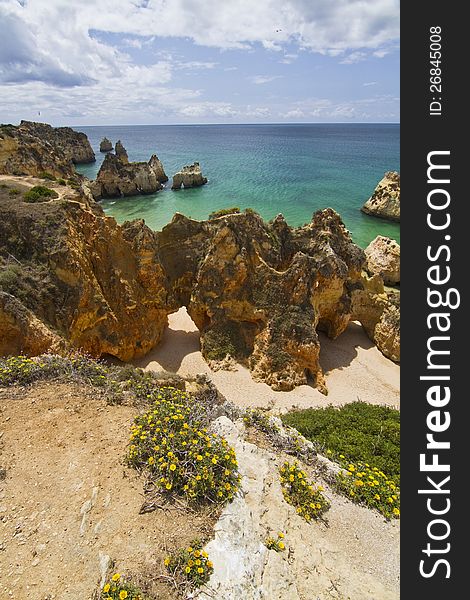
[0,354,112,387]
[164,540,214,588]
[8,188,20,196]
[0,265,21,290]
[202,328,237,361]
[23,185,59,203]
[101,573,146,599]
[208,207,240,219]
[244,207,260,216]
[279,461,329,522]
[38,171,56,181]
[336,461,400,519]
[281,402,400,481]
[57,178,67,185]
[127,387,241,505]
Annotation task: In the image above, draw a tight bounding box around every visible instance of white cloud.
[363,81,378,86]
[250,75,283,85]
[282,109,305,119]
[340,51,367,64]
[0,0,399,124]
[279,95,398,121]
[178,102,238,118]
[279,53,298,64]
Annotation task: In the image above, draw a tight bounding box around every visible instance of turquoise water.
[76,124,400,248]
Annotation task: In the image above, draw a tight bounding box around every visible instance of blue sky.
[0,0,399,125]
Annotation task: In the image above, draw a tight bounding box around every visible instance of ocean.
[76,123,399,248]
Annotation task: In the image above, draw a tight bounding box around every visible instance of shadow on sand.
[319,322,374,374]
[134,327,201,372]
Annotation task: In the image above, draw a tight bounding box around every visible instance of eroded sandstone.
[361,171,400,222]
[171,161,207,189]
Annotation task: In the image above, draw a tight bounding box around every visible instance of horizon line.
[71,121,400,127]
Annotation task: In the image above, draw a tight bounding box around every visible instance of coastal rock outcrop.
[90,152,168,199]
[351,274,400,362]
[99,137,113,152]
[19,120,95,164]
[0,171,398,388]
[0,177,170,361]
[0,122,86,178]
[171,161,207,189]
[195,415,399,600]
[114,140,129,162]
[361,171,400,222]
[158,208,364,392]
[365,235,400,285]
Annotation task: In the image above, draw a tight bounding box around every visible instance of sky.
[0,0,399,126]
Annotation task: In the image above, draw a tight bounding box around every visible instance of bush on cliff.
[208,207,240,219]
[282,402,400,518]
[281,401,400,481]
[127,386,241,505]
[38,171,56,181]
[23,185,59,203]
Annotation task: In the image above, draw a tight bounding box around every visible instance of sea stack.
[171,162,208,190]
[114,140,129,163]
[99,137,113,152]
[361,171,400,222]
[90,150,168,199]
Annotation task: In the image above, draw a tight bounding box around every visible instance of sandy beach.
[134,308,400,413]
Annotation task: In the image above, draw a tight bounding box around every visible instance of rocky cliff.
[351,274,400,363]
[361,171,400,222]
[0,121,94,178]
[1,176,370,391]
[0,178,169,361]
[171,161,207,189]
[90,150,168,199]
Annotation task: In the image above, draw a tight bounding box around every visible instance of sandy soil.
[0,175,71,202]
[135,308,400,413]
[0,382,215,600]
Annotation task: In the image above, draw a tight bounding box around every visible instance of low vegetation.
[164,540,214,588]
[101,573,146,600]
[265,532,286,552]
[281,402,400,481]
[336,461,400,519]
[279,461,329,522]
[23,185,59,203]
[282,402,400,518]
[208,207,240,219]
[38,171,56,181]
[127,386,241,505]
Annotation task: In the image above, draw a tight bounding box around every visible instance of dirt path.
[0,382,211,600]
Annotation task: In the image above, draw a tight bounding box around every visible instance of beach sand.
[134,308,400,413]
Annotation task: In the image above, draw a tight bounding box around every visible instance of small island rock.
[172,162,207,190]
[99,137,113,152]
